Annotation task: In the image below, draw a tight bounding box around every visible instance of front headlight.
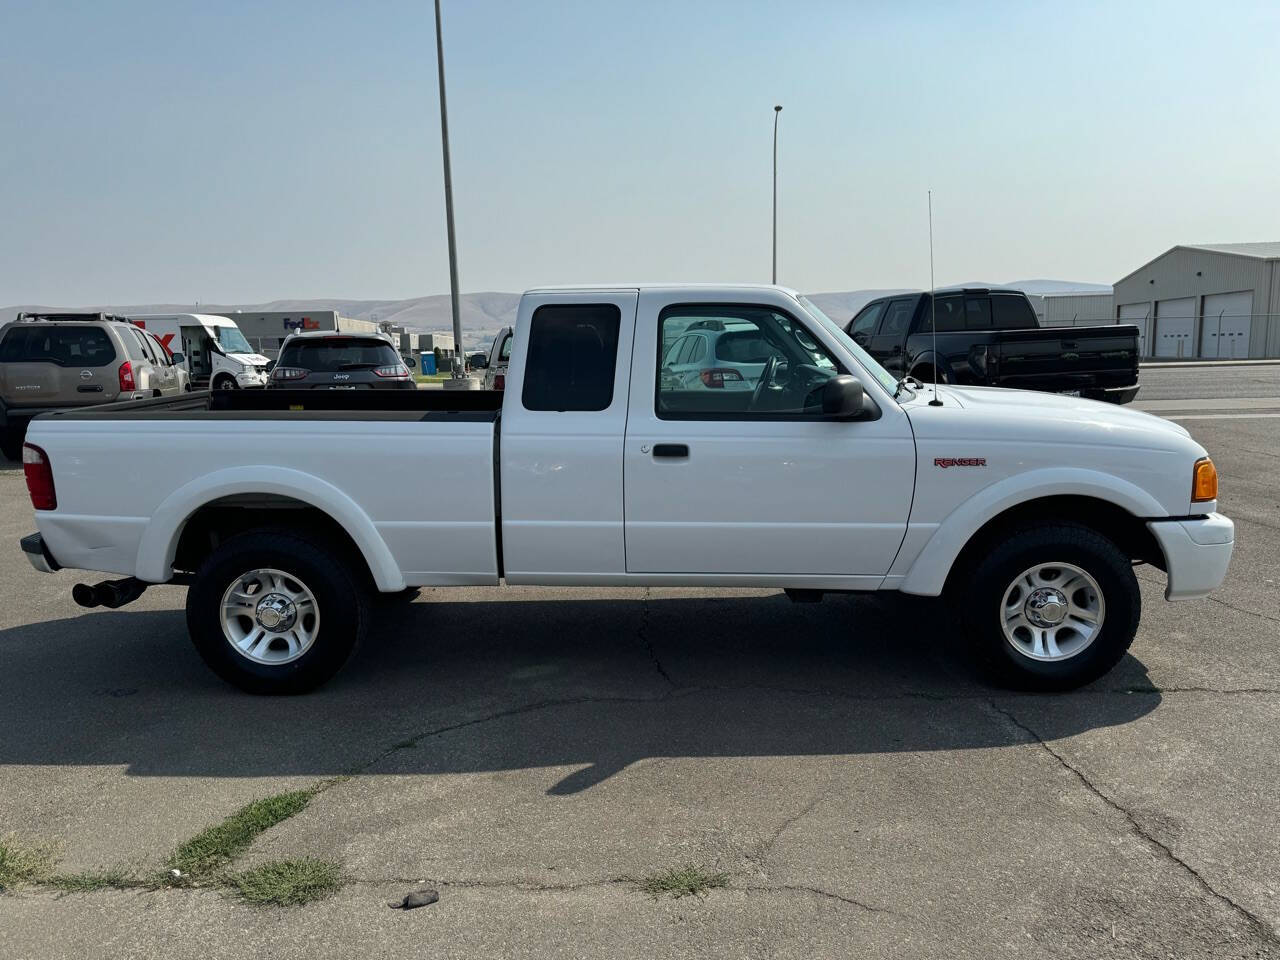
[1192,457,1218,503]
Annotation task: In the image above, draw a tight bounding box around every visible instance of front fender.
[135,465,405,591]
[898,467,1166,596]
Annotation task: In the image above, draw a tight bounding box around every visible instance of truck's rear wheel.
[959,523,1140,690]
[186,530,367,694]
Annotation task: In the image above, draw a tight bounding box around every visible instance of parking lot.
[1,364,1277,959]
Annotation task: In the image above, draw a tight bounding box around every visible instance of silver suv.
[0,313,185,459]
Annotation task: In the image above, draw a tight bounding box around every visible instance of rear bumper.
[20,532,60,574]
[1082,384,1141,404]
[1147,514,1234,600]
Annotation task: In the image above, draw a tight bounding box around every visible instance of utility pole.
[772,105,782,285]
[434,0,477,388]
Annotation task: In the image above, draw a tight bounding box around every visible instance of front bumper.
[20,532,60,574]
[1147,513,1234,600]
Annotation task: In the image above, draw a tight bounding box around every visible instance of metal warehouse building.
[1041,292,1115,328]
[207,310,380,358]
[1112,243,1280,359]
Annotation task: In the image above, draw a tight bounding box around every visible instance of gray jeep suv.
[267,330,415,390]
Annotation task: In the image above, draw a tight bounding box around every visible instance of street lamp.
[433,0,476,388]
[772,104,782,285]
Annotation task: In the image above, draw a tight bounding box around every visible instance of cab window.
[657,304,843,419]
[879,299,915,337]
[848,301,885,339]
[924,296,965,332]
[521,304,620,412]
[965,297,993,330]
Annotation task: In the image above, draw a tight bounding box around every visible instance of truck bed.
[38,387,504,421]
[26,389,502,589]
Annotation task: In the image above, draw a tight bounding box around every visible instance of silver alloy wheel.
[220,568,320,665]
[1000,562,1105,662]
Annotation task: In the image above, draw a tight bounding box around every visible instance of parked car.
[267,330,415,390]
[0,312,186,459]
[660,315,835,391]
[128,314,269,390]
[20,284,1230,695]
[484,327,512,390]
[845,288,1141,403]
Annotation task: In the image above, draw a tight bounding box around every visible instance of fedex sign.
[283,317,320,331]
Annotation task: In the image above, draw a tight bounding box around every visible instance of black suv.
[268,332,415,390]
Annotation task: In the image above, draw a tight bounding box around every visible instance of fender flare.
[906,350,953,383]
[135,465,405,591]
[898,467,1166,596]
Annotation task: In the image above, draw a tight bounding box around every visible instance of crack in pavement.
[987,699,1280,949]
[738,882,903,916]
[636,586,676,688]
[745,781,839,879]
[1206,594,1280,625]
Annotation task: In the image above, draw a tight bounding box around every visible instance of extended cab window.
[924,296,964,332]
[0,325,116,366]
[992,294,1035,329]
[657,304,842,418]
[521,304,620,412]
[965,297,993,330]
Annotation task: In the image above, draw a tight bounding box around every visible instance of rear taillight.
[23,444,56,510]
[118,361,136,392]
[699,368,744,388]
[493,374,505,391]
[271,366,308,381]
[371,363,410,379]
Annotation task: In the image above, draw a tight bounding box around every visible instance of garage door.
[1118,302,1152,357]
[1154,298,1196,358]
[1199,291,1253,359]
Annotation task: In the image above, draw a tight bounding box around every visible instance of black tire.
[186,529,368,694]
[959,523,1140,691]
[213,375,238,391]
[0,425,25,462]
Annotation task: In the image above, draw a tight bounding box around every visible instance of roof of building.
[1181,242,1280,260]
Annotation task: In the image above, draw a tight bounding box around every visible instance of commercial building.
[1112,243,1280,358]
[208,310,379,358]
[1041,292,1115,328]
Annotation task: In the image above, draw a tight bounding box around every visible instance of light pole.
[433,0,475,387]
[772,104,782,285]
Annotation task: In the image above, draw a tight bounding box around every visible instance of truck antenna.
[927,189,943,407]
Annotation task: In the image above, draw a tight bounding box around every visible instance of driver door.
[623,294,915,580]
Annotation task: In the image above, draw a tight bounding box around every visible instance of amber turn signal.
[1192,458,1218,502]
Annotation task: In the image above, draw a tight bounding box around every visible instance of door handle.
[653,443,689,459]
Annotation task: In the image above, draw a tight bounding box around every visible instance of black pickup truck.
[844,287,1140,403]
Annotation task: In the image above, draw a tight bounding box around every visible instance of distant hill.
[1,279,1110,350]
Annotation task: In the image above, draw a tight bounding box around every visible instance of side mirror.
[822,375,865,418]
[404,355,417,369]
[170,351,185,364]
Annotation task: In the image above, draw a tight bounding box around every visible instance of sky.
[2,0,1278,306]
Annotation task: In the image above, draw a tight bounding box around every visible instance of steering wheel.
[750,355,779,410]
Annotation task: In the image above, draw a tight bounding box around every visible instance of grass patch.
[164,788,317,883]
[0,833,58,891]
[227,858,342,906]
[47,867,140,893]
[639,864,729,899]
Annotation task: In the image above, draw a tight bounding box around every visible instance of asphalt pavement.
[1,364,1278,959]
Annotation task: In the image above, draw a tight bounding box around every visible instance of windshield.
[796,296,897,395]
[211,325,253,354]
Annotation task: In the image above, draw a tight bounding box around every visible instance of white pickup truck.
[19,285,1233,694]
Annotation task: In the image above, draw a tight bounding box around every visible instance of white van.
[128,314,269,390]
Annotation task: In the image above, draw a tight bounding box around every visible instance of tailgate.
[989,325,1139,392]
[1,360,119,406]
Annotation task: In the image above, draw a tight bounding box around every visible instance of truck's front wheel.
[959,523,1140,690]
[186,530,368,694]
